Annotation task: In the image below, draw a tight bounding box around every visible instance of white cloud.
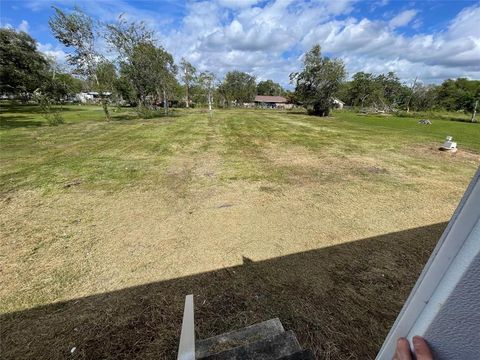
[300,4,480,82]
[164,1,479,86]
[0,20,29,33]
[216,0,261,9]
[17,0,480,85]
[160,0,358,85]
[389,9,417,28]
[37,42,68,64]
[341,55,478,84]
[18,20,29,33]
[446,4,480,39]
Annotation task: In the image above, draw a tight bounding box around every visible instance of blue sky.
[1,0,479,86]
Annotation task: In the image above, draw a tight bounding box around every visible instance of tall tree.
[218,71,256,106]
[256,80,284,96]
[105,14,154,61]
[406,84,438,112]
[198,71,215,111]
[376,71,403,109]
[0,28,48,97]
[345,71,405,111]
[437,78,480,117]
[95,60,117,102]
[125,42,177,114]
[43,71,84,102]
[49,6,111,120]
[290,44,346,116]
[180,58,196,108]
[154,47,177,114]
[115,71,137,106]
[106,16,173,110]
[349,72,377,108]
[404,76,419,113]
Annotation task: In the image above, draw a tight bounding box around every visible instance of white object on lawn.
[418,119,432,125]
[440,136,457,150]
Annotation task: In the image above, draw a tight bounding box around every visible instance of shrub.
[136,105,165,119]
[46,111,65,126]
[33,92,65,126]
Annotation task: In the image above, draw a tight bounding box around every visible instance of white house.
[333,98,344,109]
[75,92,94,103]
[75,92,112,104]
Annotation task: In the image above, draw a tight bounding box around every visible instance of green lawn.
[0,104,478,359]
[1,104,478,194]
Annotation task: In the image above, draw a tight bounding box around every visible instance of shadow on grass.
[0,103,95,114]
[443,116,478,124]
[0,116,44,128]
[286,110,309,115]
[0,222,447,360]
[111,114,139,122]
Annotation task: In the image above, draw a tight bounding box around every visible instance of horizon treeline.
[1,14,479,117]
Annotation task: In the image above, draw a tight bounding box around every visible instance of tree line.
[0,6,478,121]
[0,21,287,117]
[338,71,480,115]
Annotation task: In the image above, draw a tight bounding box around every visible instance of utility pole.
[471,100,478,123]
[406,76,418,113]
[184,65,189,108]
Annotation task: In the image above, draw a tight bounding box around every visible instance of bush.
[136,105,165,119]
[33,92,65,126]
[46,111,65,126]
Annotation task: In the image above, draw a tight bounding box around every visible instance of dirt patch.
[64,179,82,188]
[262,143,397,187]
[263,144,324,168]
[259,185,282,194]
[364,165,389,174]
[404,143,480,163]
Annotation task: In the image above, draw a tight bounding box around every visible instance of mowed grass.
[0,104,200,192]
[0,104,479,360]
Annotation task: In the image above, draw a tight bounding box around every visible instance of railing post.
[177,294,195,360]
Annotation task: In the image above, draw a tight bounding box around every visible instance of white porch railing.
[177,294,195,360]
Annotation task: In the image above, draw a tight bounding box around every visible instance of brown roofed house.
[254,95,292,109]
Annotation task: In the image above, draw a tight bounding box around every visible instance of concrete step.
[198,330,301,360]
[196,318,285,359]
[277,349,316,360]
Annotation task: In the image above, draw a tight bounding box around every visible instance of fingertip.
[412,335,422,343]
[395,337,412,360]
[412,336,433,359]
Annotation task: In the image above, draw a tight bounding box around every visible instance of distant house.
[75,92,93,103]
[254,95,293,109]
[333,98,344,109]
[75,92,112,104]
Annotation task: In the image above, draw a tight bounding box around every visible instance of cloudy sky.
[1,0,479,87]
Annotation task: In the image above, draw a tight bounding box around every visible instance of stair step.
[277,349,316,360]
[196,318,285,359]
[198,330,301,360]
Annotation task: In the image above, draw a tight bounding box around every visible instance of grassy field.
[1,103,479,359]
